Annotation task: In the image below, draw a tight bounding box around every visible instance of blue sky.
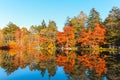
[0,0,120,31]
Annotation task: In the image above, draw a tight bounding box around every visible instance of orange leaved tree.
[56,31,67,48]
[14,30,25,48]
[56,26,75,49]
[78,23,106,48]
[64,26,76,48]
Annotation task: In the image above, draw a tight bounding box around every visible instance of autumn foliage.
[0,22,106,51]
[78,52,107,76]
[55,51,107,76]
[78,23,106,48]
[56,32,66,45]
[56,26,75,49]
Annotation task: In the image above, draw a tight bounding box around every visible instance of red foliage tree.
[14,30,25,44]
[56,31,67,47]
[64,26,76,48]
[56,26,75,48]
[78,23,106,48]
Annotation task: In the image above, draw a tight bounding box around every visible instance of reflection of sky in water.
[0,66,67,80]
[0,66,108,80]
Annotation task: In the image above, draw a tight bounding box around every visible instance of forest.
[0,6,120,80]
[0,7,120,52]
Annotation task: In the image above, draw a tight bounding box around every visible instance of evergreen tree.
[87,8,101,30]
[2,22,20,35]
[104,7,120,46]
[70,11,87,39]
[48,20,57,32]
[37,25,43,33]
[47,20,57,39]
[41,20,47,28]
[65,16,71,26]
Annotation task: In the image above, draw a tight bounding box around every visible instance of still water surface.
[0,66,68,80]
[0,50,119,80]
[0,66,108,80]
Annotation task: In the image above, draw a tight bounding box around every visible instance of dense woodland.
[0,7,120,80]
[0,7,120,50]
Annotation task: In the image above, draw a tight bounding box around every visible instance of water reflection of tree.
[0,50,18,75]
[0,49,57,77]
[106,54,120,80]
[0,50,119,80]
[56,51,108,80]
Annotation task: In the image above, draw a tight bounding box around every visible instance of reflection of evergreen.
[47,62,56,77]
[87,69,105,80]
[27,54,57,77]
[106,54,120,80]
[68,60,88,80]
[40,68,46,77]
[0,51,18,75]
[39,59,57,77]
[28,62,47,77]
[1,60,18,75]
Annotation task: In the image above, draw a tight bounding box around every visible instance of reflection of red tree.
[11,49,107,77]
[56,51,107,77]
[14,30,24,44]
[78,52,107,76]
[56,53,76,74]
[13,49,40,67]
[39,54,54,62]
[13,53,27,68]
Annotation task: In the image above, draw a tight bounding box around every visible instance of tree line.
[0,7,120,50]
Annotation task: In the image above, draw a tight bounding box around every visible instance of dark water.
[0,50,119,80]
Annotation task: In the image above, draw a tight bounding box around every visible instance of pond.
[0,50,120,80]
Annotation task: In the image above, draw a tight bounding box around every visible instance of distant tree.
[2,22,20,35]
[48,20,57,32]
[29,25,38,34]
[36,20,47,33]
[41,20,47,29]
[47,20,57,40]
[65,16,71,26]
[21,27,30,34]
[1,22,20,45]
[87,8,101,30]
[37,25,43,33]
